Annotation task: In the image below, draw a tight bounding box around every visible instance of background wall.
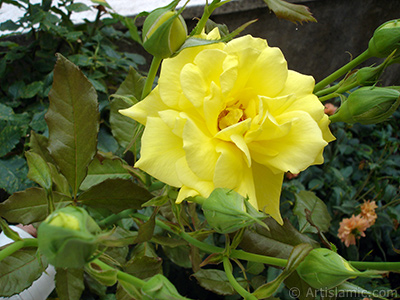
[189,0,400,84]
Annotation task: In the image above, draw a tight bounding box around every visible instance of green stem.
[109,212,399,272]
[315,84,340,97]
[350,261,400,272]
[98,209,136,227]
[223,256,257,300]
[318,93,339,102]
[314,50,371,93]
[91,258,145,288]
[192,0,232,35]
[141,56,162,100]
[132,213,287,267]
[0,239,38,262]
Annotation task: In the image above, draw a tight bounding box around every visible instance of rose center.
[218,105,246,130]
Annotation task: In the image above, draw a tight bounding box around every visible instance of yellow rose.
[120,30,335,224]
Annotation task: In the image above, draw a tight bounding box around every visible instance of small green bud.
[141,274,190,300]
[368,19,400,58]
[329,86,400,125]
[201,188,268,234]
[297,248,382,289]
[142,8,187,58]
[38,206,101,268]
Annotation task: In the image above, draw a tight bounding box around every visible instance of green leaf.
[134,210,156,244]
[0,188,72,224]
[0,156,33,194]
[124,255,163,280]
[110,67,144,152]
[78,178,152,213]
[47,162,71,196]
[0,120,24,156]
[80,154,132,190]
[293,191,332,233]
[98,226,138,247]
[29,131,55,164]
[25,150,52,192]
[240,218,319,259]
[192,269,246,296]
[0,218,22,241]
[66,3,91,12]
[0,247,47,297]
[21,81,43,99]
[0,103,14,120]
[46,53,99,197]
[263,0,316,24]
[55,268,85,300]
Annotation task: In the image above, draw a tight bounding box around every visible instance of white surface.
[0,226,56,300]
[0,0,208,25]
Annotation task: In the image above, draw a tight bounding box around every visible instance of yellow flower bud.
[368,19,400,58]
[142,8,187,58]
[38,206,101,268]
[47,212,81,230]
[297,248,383,289]
[329,87,400,125]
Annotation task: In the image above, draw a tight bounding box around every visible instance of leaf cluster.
[0,0,146,195]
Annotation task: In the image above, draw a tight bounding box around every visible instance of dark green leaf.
[293,191,332,233]
[193,269,246,296]
[240,218,319,259]
[21,81,43,99]
[0,188,72,224]
[117,280,143,300]
[284,272,315,300]
[47,162,71,196]
[90,0,112,9]
[0,247,47,297]
[66,3,91,12]
[134,210,156,244]
[78,178,152,213]
[0,120,24,156]
[0,20,19,31]
[80,154,132,190]
[46,54,99,196]
[98,226,138,247]
[124,256,163,280]
[0,156,33,194]
[55,268,84,300]
[0,218,22,241]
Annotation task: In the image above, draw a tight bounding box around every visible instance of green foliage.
[0,0,146,197]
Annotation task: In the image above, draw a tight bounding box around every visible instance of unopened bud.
[201,188,267,234]
[38,206,101,268]
[329,86,400,125]
[297,248,383,289]
[368,19,400,58]
[142,8,187,58]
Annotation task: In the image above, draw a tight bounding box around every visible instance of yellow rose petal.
[135,116,184,187]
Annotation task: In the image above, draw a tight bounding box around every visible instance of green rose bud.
[200,188,268,234]
[142,4,187,58]
[297,248,383,289]
[38,206,101,268]
[141,274,190,300]
[368,19,400,58]
[329,86,400,125]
